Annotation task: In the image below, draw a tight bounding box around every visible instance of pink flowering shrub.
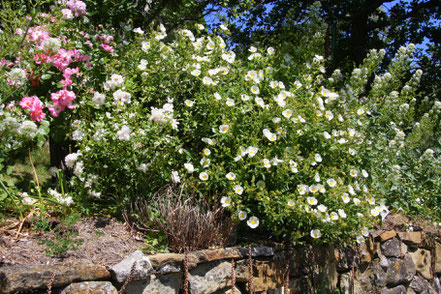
[0,0,117,171]
[0,1,116,123]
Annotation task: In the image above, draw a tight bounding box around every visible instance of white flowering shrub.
[60,20,441,244]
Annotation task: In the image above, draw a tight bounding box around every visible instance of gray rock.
[189,261,232,294]
[61,281,117,294]
[385,256,416,286]
[382,239,402,257]
[238,246,275,257]
[433,276,441,293]
[0,263,110,293]
[381,285,407,294]
[410,275,435,293]
[370,258,388,288]
[380,254,390,268]
[110,250,153,283]
[123,273,182,294]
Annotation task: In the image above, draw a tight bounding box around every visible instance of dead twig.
[28,148,41,198]
[119,260,137,294]
[46,271,55,294]
[15,210,33,239]
[183,247,189,294]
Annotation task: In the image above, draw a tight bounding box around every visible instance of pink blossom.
[19,96,35,109]
[61,78,72,88]
[60,67,80,89]
[49,90,76,116]
[66,0,87,17]
[27,26,51,43]
[48,104,65,117]
[49,49,80,70]
[96,35,114,44]
[84,40,93,48]
[19,96,45,121]
[78,54,91,67]
[29,98,46,122]
[100,44,114,52]
[61,8,73,19]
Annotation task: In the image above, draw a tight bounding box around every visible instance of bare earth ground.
[0,217,145,268]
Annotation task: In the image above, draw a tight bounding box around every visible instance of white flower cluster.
[149,101,178,129]
[6,68,27,86]
[48,188,73,206]
[104,74,124,91]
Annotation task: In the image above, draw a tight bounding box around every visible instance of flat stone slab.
[0,263,110,293]
[61,281,117,294]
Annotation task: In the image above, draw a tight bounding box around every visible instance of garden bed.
[0,216,144,267]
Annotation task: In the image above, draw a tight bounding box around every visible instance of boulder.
[123,273,182,294]
[381,239,401,257]
[385,255,416,286]
[247,260,285,292]
[189,260,233,294]
[0,263,109,293]
[61,281,117,294]
[408,249,432,280]
[110,250,153,283]
[213,286,243,294]
[354,266,375,293]
[409,275,437,293]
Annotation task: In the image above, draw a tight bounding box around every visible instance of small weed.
[39,230,83,257]
[35,211,83,257]
[95,231,105,237]
[33,216,52,233]
[141,231,169,253]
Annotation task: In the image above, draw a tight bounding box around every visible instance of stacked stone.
[1,231,441,293]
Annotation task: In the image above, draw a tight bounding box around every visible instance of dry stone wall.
[1,230,441,293]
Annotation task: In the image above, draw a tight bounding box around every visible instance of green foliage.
[66,20,432,245]
[142,231,169,254]
[35,212,83,257]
